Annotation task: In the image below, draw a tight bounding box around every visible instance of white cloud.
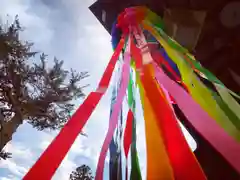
[0,155,27,177]
[4,143,33,161]
[1,178,13,180]
[0,0,54,51]
[1,176,19,180]
[53,154,78,180]
[0,0,114,179]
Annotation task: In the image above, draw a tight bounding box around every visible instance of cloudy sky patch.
[0,0,115,179]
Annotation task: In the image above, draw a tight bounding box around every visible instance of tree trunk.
[0,115,23,151]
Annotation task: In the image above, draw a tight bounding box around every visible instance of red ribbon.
[130,34,205,179]
[123,110,134,180]
[23,38,125,180]
[95,46,131,180]
[123,110,133,158]
[153,62,240,174]
[141,64,206,180]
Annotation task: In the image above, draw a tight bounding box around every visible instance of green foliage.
[0,150,12,160]
[69,165,94,180]
[0,17,89,130]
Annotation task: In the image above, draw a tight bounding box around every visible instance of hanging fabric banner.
[215,84,240,120]
[130,113,142,180]
[137,70,174,180]
[153,62,240,174]
[152,49,181,82]
[109,62,122,180]
[127,69,142,180]
[23,38,125,180]
[95,39,131,180]
[140,63,206,180]
[116,95,123,180]
[123,110,133,180]
[123,108,133,158]
[208,91,240,130]
[129,26,205,179]
[143,18,240,101]
[142,22,240,141]
[131,26,175,179]
[134,7,240,116]
[123,71,135,180]
[150,48,189,92]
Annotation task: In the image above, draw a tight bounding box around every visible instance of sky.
[0,1,196,179]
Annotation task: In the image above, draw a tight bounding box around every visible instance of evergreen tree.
[69,165,94,180]
[0,17,89,157]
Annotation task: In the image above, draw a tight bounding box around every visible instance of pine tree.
[69,165,94,180]
[0,17,89,158]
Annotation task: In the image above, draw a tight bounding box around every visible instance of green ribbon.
[128,67,142,180]
[145,19,240,99]
[213,92,240,130]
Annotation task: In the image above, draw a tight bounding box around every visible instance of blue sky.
[0,1,196,179]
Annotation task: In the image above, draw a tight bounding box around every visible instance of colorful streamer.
[144,17,240,101]
[128,73,142,180]
[153,62,240,173]
[137,71,174,180]
[130,23,205,178]
[131,25,205,179]
[131,35,174,179]
[129,110,142,180]
[140,64,206,180]
[95,40,131,180]
[212,92,240,130]
[109,63,122,180]
[215,84,240,120]
[123,79,134,158]
[123,110,133,179]
[24,6,240,180]
[142,22,240,141]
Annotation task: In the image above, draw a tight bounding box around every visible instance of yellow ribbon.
[215,83,240,120]
[142,21,240,141]
[135,66,174,180]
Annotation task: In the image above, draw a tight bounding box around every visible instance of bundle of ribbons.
[23,6,240,180]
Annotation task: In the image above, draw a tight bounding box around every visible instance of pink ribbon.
[153,62,240,173]
[95,51,131,180]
